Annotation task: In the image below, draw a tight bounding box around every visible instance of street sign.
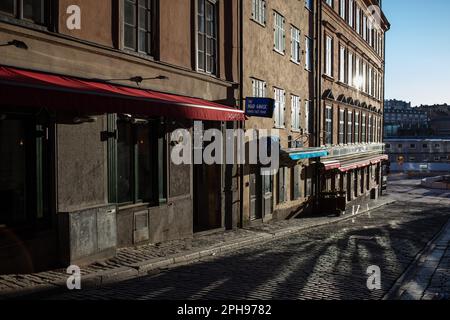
[245,98,275,118]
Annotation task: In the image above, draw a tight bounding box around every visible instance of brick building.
[316,0,390,214]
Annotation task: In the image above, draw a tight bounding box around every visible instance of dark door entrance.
[262,173,273,217]
[193,122,222,233]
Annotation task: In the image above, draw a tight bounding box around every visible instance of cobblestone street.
[33,176,450,300]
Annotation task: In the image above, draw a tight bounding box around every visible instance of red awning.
[323,160,341,171]
[0,65,245,122]
[339,155,388,173]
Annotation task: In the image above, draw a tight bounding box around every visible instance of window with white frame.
[339,109,345,144]
[362,62,367,93]
[362,113,366,143]
[368,115,373,143]
[252,0,266,25]
[304,100,310,134]
[274,88,285,128]
[340,0,346,20]
[363,15,367,41]
[291,26,301,63]
[347,110,353,144]
[197,0,217,75]
[124,0,154,55]
[356,5,361,34]
[274,12,285,54]
[325,35,333,77]
[251,78,266,97]
[324,105,333,145]
[348,51,353,86]
[355,112,360,143]
[339,45,346,83]
[305,36,313,71]
[355,56,360,89]
[349,0,354,27]
[369,66,373,96]
[291,95,301,131]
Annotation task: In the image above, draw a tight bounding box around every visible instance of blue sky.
[383,0,450,106]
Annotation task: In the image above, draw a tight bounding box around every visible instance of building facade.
[0,0,244,274]
[317,0,390,214]
[384,99,430,137]
[385,138,450,173]
[240,0,319,225]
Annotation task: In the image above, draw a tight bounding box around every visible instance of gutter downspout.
[314,0,323,210]
[238,0,244,228]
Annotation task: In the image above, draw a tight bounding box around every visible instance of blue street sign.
[245,98,275,118]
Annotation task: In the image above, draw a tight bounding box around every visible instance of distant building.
[417,104,450,136]
[384,99,430,137]
[385,138,450,172]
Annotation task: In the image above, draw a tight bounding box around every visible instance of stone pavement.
[32,198,450,300]
[0,196,393,299]
[386,218,450,300]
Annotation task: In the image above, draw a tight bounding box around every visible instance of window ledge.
[273,48,285,56]
[250,17,266,28]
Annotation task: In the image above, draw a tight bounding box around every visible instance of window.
[326,0,333,7]
[347,110,353,144]
[291,95,301,131]
[361,113,366,143]
[410,144,416,149]
[339,0,346,20]
[197,0,217,74]
[0,0,49,26]
[355,56,360,89]
[348,51,353,86]
[278,167,287,204]
[124,0,154,55]
[324,105,333,145]
[348,0,354,27]
[435,144,441,149]
[368,66,373,96]
[356,5,361,34]
[274,88,286,128]
[423,144,428,149]
[363,15,367,41]
[252,0,266,25]
[304,100,310,134]
[305,36,313,71]
[339,45,346,83]
[274,12,285,54]
[362,62,367,93]
[325,35,333,77]
[368,116,373,143]
[386,144,391,149]
[355,112,360,143]
[116,117,167,205]
[291,26,301,64]
[305,0,313,11]
[0,114,50,227]
[252,78,266,97]
[339,109,345,144]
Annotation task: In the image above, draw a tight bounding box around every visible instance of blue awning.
[288,150,329,160]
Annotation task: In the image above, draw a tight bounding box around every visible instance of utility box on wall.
[58,204,117,266]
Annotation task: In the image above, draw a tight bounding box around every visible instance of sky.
[383,0,450,107]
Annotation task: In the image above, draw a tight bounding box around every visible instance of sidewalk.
[0,197,394,299]
[384,218,450,300]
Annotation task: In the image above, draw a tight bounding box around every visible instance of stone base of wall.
[58,204,117,266]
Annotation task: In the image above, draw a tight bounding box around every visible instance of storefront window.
[0,114,49,227]
[115,117,167,205]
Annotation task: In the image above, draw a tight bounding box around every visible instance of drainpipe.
[314,0,323,210]
[238,0,244,228]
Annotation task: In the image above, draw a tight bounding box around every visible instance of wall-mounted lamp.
[0,40,28,50]
[129,75,169,86]
[73,116,97,124]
